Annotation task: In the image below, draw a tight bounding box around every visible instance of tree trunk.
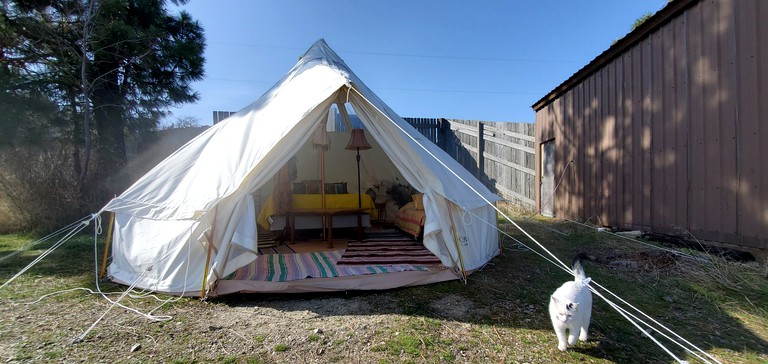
[92,83,127,179]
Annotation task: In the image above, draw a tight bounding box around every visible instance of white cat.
[549,253,593,351]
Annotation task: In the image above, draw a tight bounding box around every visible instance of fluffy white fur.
[549,255,593,351]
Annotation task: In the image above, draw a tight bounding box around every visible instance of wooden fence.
[209,113,536,209]
[404,118,536,210]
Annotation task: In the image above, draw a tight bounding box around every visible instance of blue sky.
[169,1,668,125]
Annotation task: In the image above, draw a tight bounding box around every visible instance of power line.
[207,41,581,64]
[380,86,542,96]
[204,77,543,96]
[342,49,581,64]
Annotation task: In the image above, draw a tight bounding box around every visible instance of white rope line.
[74,214,198,343]
[0,213,178,313]
[590,279,721,364]
[0,216,92,290]
[17,287,177,305]
[564,218,705,262]
[11,219,192,344]
[597,291,711,364]
[519,217,569,237]
[463,206,719,363]
[73,267,153,344]
[89,214,189,321]
[350,86,570,272]
[591,286,690,364]
[0,215,92,263]
[349,87,715,363]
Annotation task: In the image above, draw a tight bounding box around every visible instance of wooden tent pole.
[336,95,354,130]
[447,203,468,284]
[200,207,218,299]
[98,212,115,280]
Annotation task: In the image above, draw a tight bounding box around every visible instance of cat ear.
[550,296,560,305]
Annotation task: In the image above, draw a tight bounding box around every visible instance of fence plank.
[404,117,536,210]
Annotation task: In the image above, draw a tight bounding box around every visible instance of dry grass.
[0,214,766,363]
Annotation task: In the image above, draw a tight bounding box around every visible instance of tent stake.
[447,203,468,284]
[99,212,115,280]
[200,207,218,299]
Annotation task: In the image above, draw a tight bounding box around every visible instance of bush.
[0,144,85,232]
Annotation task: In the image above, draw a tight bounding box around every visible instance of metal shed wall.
[533,0,767,250]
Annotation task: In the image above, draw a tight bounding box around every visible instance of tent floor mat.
[214,266,461,295]
[214,238,457,295]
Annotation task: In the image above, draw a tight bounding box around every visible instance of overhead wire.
[207,41,583,64]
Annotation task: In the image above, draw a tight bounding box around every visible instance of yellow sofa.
[395,201,426,239]
[258,194,377,230]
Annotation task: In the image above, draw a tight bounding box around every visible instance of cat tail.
[572,253,591,281]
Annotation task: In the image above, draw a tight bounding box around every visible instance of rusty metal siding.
[533,0,768,250]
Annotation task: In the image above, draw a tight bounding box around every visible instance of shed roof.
[531,0,699,111]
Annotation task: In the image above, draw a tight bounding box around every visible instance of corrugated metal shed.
[532,0,767,251]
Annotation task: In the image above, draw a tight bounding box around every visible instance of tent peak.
[297,39,350,76]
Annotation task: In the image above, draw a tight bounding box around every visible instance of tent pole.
[98,212,115,280]
[447,203,468,284]
[336,97,354,131]
[321,148,327,241]
[200,207,218,299]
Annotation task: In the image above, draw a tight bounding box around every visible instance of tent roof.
[103,39,499,220]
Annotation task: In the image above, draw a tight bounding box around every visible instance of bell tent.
[100,39,501,297]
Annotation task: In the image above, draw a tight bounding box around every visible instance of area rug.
[258,244,296,255]
[362,230,414,242]
[231,250,428,282]
[337,240,442,266]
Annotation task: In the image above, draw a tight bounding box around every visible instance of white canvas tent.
[100,39,501,297]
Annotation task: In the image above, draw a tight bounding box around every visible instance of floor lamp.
[345,128,371,240]
[312,118,330,241]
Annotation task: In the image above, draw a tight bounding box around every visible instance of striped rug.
[363,230,413,241]
[337,240,442,266]
[258,244,296,255]
[231,250,428,282]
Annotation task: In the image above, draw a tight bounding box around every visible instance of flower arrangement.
[386,178,418,207]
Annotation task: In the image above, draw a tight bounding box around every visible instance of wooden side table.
[287,208,369,248]
[374,202,387,223]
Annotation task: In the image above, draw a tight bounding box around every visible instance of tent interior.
[253,105,407,231]
[216,105,461,295]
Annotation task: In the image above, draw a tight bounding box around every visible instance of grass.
[0,214,766,363]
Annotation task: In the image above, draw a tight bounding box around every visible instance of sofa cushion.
[411,193,424,210]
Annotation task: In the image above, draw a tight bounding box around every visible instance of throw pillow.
[412,193,424,210]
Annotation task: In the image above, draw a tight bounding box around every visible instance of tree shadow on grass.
[2,223,766,363]
[217,219,768,363]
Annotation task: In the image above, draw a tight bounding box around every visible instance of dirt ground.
[1,221,767,363]
[1,287,490,363]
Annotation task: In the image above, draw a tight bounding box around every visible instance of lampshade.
[345,128,372,150]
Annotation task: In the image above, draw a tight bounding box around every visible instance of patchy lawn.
[0,214,766,363]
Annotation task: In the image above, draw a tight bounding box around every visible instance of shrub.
[0,144,85,232]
